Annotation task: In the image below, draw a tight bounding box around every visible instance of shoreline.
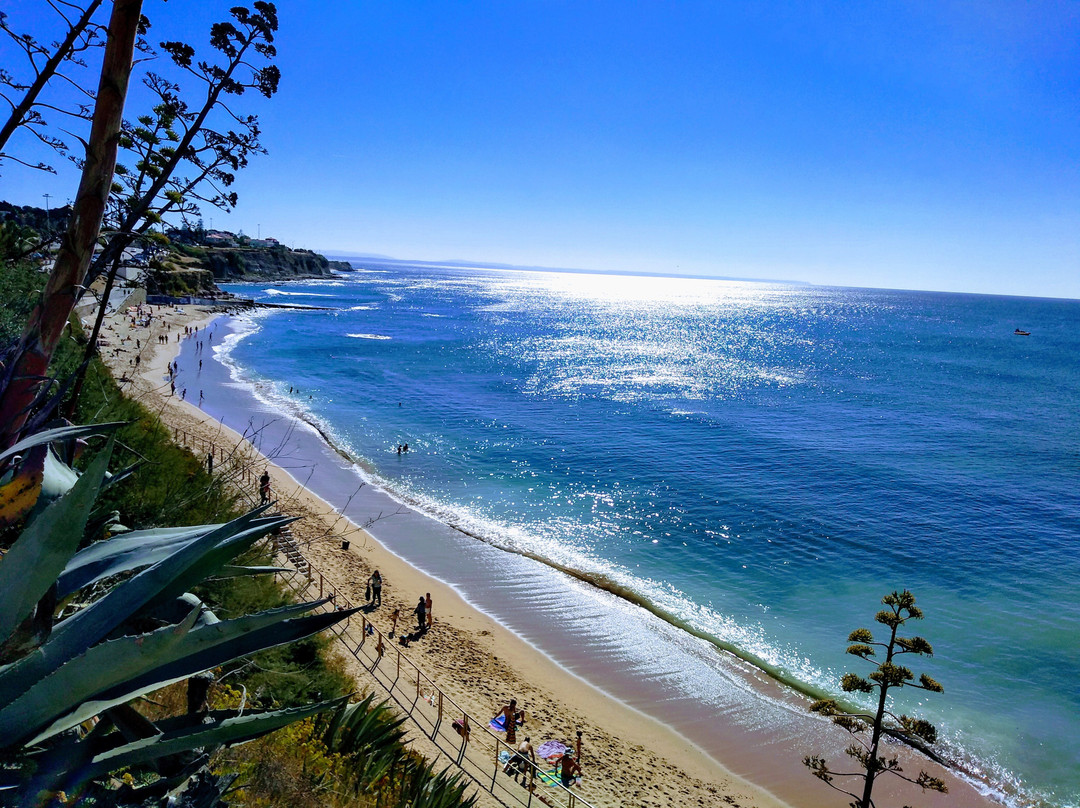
[92,300,1007,808]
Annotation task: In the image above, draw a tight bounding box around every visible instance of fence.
[173,428,264,493]
[173,429,597,808]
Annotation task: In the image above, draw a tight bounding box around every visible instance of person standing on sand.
[369,570,382,607]
[414,596,426,631]
[557,749,581,788]
[389,607,400,637]
[425,592,432,628]
[259,471,271,505]
[500,699,520,745]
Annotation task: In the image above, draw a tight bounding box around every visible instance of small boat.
[1014,329,1030,336]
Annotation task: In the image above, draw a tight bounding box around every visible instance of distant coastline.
[322,252,812,287]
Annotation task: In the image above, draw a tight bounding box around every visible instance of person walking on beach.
[425,592,432,628]
[389,607,400,637]
[414,596,426,632]
[509,736,536,784]
[259,470,271,505]
[369,570,382,607]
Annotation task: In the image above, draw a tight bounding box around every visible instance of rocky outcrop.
[201,247,338,281]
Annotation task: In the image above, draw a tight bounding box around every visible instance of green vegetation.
[0,421,357,804]
[0,257,45,348]
[171,242,209,261]
[804,590,947,808]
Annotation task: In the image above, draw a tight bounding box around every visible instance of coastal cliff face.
[202,247,345,281]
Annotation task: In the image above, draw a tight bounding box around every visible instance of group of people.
[361,570,431,628]
[362,572,434,649]
[396,592,432,646]
[352,568,582,791]
[498,699,581,789]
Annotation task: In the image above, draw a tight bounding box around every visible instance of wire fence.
[274,554,597,808]
[174,428,597,808]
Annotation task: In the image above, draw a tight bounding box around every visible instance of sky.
[2,1,1078,298]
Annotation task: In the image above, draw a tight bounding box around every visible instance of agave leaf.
[99,460,141,491]
[57,515,283,598]
[81,699,348,780]
[28,447,82,516]
[0,510,291,706]
[9,602,356,746]
[0,438,113,648]
[212,564,290,579]
[0,603,202,747]
[0,444,46,527]
[144,593,220,628]
[145,514,299,611]
[0,422,125,468]
[106,604,358,708]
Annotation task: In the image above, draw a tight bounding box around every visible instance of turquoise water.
[222,264,1080,807]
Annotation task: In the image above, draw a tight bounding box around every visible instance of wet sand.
[89,300,1004,808]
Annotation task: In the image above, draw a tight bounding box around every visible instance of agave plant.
[0,423,358,806]
[322,694,477,808]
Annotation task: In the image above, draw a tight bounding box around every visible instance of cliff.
[201,246,339,281]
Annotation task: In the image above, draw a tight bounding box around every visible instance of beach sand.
[89,300,1004,808]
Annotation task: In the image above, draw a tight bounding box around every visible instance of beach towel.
[536,740,566,759]
[535,769,581,788]
[489,714,508,732]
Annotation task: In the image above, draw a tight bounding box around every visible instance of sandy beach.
[88,298,1005,808]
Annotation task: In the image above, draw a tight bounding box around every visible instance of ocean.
[215,263,1080,808]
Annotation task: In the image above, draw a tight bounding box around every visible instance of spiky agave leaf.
[0,438,113,649]
[0,508,295,705]
[212,564,291,579]
[56,512,285,598]
[0,422,125,469]
[2,601,359,747]
[0,444,46,528]
[81,698,350,781]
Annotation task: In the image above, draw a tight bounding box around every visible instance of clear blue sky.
[4,1,1079,298]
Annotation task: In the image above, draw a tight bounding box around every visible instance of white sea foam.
[346,333,391,340]
[265,288,335,297]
